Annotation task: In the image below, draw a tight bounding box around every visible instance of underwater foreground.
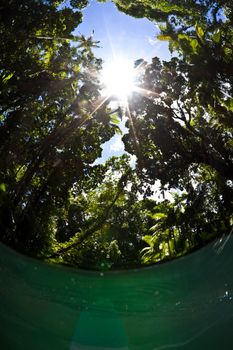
[0,236,232,350]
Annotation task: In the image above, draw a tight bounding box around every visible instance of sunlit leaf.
[152,212,167,219]
[212,29,221,43]
[142,235,154,247]
[110,113,121,125]
[196,26,204,38]
[221,98,233,111]
[157,34,172,41]
[114,125,123,135]
[2,73,14,84]
[0,183,6,192]
[190,39,199,53]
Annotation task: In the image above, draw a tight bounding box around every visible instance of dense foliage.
[0,0,232,269]
[101,0,233,265]
[0,0,117,260]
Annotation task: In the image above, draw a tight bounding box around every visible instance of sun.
[101,59,136,101]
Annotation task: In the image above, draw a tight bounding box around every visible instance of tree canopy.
[0,0,117,257]
[0,0,232,269]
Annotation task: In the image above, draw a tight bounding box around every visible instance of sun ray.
[97,56,162,171]
[90,95,110,116]
[134,86,161,99]
[125,101,143,170]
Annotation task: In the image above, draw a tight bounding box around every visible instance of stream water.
[0,236,233,349]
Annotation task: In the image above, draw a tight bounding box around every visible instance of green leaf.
[190,39,199,53]
[110,113,121,125]
[152,212,167,219]
[224,47,231,57]
[142,235,154,247]
[196,26,204,38]
[157,34,172,41]
[113,125,123,135]
[2,73,14,84]
[212,29,221,43]
[221,98,233,111]
[149,224,157,232]
[178,34,190,40]
[0,183,6,192]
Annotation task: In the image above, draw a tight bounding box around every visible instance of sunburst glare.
[101,58,136,101]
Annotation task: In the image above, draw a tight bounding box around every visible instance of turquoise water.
[0,237,232,349]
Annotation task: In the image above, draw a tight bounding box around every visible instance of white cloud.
[147,36,158,46]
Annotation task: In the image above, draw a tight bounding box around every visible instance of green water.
[0,237,232,349]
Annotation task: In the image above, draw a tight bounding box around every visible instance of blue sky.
[77,0,170,63]
[76,0,170,164]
